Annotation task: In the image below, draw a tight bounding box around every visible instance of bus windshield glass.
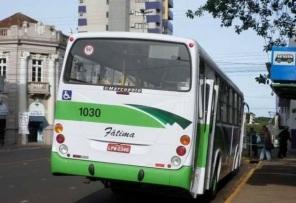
[64,39,191,91]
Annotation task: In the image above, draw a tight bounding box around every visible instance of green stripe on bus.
[51,152,192,190]
[55,101,164,128]
[127,104,192,129]
[196,123,210,167]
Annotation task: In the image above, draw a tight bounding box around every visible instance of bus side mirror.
[246,113,250,124]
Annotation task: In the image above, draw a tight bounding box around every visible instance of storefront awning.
[29,116,49,128]
[271,83,296,99]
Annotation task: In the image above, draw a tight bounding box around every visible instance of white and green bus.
[51,32,245,198]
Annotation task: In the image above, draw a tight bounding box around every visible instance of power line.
[216,61,265,66]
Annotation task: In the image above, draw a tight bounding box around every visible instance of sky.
[0,0,276,117]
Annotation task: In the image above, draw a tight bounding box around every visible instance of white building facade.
[77,0,173,34]
[0,13,67,146]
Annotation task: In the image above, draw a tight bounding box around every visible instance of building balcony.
[146,15,161,24]
[145,1,162,11]
[28,82,50,96]
[148,28,161,34]
[78,5,86,13]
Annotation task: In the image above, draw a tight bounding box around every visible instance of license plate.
[107,143,131,153]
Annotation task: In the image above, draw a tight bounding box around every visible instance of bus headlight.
[59,144,68,154]
[171,156,181,167]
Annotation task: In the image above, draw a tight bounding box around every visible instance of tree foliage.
[255,116,271,123]
[187,0,296,51]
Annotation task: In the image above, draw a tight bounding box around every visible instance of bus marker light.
[176,146,186,156]
[155,163,165,168]
[54,123,63,133]
[69,36,75,42]
[189,43,194,48]
[59,144,68,154]
[180,135,190,145]
[56,134,65,144]
[171,156,181,167]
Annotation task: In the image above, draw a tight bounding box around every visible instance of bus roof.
[71,31,194,44]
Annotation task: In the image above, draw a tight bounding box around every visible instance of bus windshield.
[64,39,191,91]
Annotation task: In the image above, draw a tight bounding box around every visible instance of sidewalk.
[228,149,296,203]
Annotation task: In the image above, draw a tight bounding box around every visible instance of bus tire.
[206,162,219,200]
[210,168,218,199]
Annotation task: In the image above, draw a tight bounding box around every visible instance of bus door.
[205,83,219,190]
[191,78,217,196]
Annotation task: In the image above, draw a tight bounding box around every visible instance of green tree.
[187,0,296,84]
[187,0,296,51]
[254,116,270,124]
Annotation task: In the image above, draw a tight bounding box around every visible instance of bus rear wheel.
[206,162,219,200]
[210,169,218,199]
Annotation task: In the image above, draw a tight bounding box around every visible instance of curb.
[224,161,262,203]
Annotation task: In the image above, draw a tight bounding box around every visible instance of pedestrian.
[259,125,273,161]
[249,127,258,159]
[278,126,291,158]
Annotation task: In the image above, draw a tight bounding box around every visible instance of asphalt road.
[0,146,253,203]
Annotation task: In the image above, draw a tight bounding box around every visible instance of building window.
[78,18,87,26]
[106,12,109,18]
[78,5,86,13]
[32,59,42,82]
[106,0,109,5]
[0,29,7,36]
[134,23,148,30]
[0,58,6,78]
[106,25,109,31]
[79,0,84,4]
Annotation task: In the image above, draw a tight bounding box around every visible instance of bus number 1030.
[79,107,101,117]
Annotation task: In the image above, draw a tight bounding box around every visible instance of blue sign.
[270,46,296,82]
[62,90,72,100]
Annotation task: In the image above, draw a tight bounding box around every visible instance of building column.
[48,54,58,125]
[18,52,30,145]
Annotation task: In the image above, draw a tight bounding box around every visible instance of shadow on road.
[247,162,296,187]
[75,168,241,203]
[75,187,212,203]
[74,173,239,203]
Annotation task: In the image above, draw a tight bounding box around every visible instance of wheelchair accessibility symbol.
[62,90,72,100]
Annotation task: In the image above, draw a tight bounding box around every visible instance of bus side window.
[198,59,205,119]
[199,79,204,119]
